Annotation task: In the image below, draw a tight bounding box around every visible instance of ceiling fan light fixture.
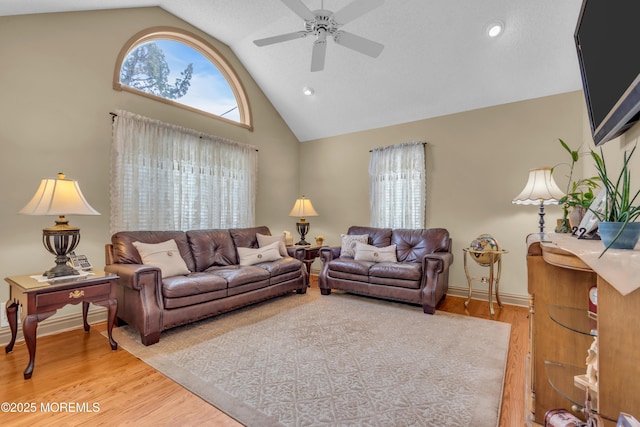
[486,21,504,38]
[303,86,315,96]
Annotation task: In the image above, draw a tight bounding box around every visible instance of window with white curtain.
[369,142,426,229]
[110,109,257,234]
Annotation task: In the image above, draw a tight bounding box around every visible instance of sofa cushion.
[354,242,398,263]
[206,265,270,288]
[186,229,238,271]
[132,239,191,278]
[340,234,368,258]
[392,228,450,262]
[369,262,422,288]
[328,258,372,276]
[111,231,196,272]
[237,241,282,266]
[256,233,288,257]
[258,257,304,277]
[162,272,228,298]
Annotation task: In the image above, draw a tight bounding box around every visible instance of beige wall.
[300,91,586,300]
[0,8,300,327]
[2,7,637,336]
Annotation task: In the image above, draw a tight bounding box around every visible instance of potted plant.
[591,145,640,256]
[553,139,600,232]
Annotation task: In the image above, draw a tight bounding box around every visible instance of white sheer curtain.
[110,109,257,234]
[369,142,426,229]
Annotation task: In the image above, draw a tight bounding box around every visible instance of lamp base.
[295,221,311,246]
[44,263,79,279]
[42,219,81,279]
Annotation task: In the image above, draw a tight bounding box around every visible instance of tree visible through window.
[114,27,251,128]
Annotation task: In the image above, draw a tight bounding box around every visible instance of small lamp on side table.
[289,195,318,246]
[19,172,100,278]
[512,167,564,234]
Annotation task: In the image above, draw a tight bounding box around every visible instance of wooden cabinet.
[526,235,640,426]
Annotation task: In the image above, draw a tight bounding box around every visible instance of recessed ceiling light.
[487,21,504,38]
[303,86,314,96]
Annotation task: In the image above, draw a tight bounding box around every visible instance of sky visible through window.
[137,40,239,122]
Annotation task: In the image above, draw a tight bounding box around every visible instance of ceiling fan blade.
[254,31,308,46]
[281,0,316,21]
[334,31,384,58]
[310,31,327,72]
[333,0,384,25]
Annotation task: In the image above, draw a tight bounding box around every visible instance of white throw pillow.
[132,239,191,278]
[256,233,288,257]
[237,241,283,266]
[354,242,398,263]
[340,234,369,258]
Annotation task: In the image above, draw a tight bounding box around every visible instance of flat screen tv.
[574,0,640,146]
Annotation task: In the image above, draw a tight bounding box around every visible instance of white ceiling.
[0,0,585,142]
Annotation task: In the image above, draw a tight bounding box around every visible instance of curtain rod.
[369,141,428,152]
[109,112,258,151]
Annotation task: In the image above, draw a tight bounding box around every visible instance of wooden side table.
[4,270,119,379]
[291,245,325,276]
[462,248,508,315]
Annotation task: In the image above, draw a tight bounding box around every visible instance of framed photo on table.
[577,189,607,238]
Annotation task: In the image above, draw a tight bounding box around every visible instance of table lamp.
[19,173,100,278]
[288,195,318,246]
[512,167,564,233]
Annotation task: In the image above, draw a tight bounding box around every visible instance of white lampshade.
[512,167,565,205]
[288,195,318,221]
[20,173,100,216]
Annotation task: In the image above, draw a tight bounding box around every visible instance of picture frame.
[576,189,607,237]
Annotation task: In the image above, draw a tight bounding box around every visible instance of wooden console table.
[4,270,119,379]
[526,234,640,426]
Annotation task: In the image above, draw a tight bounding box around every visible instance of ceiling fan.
[253,0,385,72]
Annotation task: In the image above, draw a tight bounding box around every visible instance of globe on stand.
[469,234,500,266]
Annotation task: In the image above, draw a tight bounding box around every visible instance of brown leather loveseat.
[105,226,307,345]
[318,226,453,314]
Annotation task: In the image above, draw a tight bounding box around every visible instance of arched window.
[113,27,252,130]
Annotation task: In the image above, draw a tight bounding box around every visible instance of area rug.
[109,289,511,427]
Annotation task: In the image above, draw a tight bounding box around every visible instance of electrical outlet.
[0,302,8,327]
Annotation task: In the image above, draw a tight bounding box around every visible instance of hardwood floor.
[1,278,529,426]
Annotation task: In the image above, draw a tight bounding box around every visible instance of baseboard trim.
[0,307,107,347]
[0,288,527,346]
[447,285,529,307]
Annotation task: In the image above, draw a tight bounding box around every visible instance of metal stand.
[462,248,508,316]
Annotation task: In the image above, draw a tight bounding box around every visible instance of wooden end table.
[4,270,119,379]
[290,245,325,276]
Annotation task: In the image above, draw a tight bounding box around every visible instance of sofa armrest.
[104,263,162,292]
[319,246,341,262]
[104,262,164,345]
[420,251,454,314]
[286,246,306,261]
[422,252,454,274]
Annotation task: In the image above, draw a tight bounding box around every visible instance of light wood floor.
[1,278,528,426]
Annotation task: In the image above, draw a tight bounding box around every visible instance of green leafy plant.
[553,139,600,217]
[591,145,640,254]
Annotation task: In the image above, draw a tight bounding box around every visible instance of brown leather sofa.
[105,226,307,345]
[318,226,453,314]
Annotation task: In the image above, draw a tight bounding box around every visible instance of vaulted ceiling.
[1,0,585,141]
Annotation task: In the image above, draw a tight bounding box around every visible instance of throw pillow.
[132,239,191,278]
[340,234,369,258]
[256,233,288,257]
[237,241,283,266]
[354,242,398,263]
